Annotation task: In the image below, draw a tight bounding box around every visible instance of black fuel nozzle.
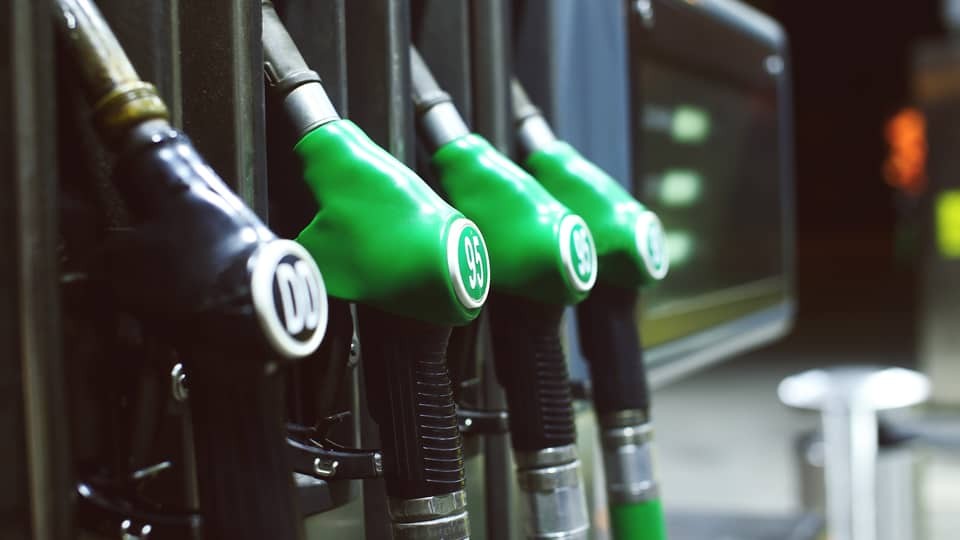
[54,1,327,538]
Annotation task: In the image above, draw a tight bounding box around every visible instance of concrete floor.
[652,336,960,539]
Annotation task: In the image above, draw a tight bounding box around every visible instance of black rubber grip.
[576,284,650,417]
[488,294,576,452]
[188,354,303,540]
[357,305,465,500]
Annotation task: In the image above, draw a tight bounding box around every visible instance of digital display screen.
[638,60,789,346]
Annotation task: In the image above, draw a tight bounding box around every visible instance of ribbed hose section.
[188,349,303,540]
[488,294,577,452]
[357,305,465,500]
[576,285,650,418]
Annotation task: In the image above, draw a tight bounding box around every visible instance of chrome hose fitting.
[389,490,470,540]
[600,421,660,504]
[515,445,590,539]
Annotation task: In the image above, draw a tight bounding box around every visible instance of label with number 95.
[559,214,598,293]
[447,218,490,309]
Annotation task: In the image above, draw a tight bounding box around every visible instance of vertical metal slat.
[179,1,267,213]
[345,0,415,164]
[8,1,73,538]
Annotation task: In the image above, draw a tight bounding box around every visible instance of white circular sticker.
[636,211,669,280]
[558,214,598,293]
[249,239,328,359]
[446,218,490,309]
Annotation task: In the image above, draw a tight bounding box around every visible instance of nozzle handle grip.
[488,294,577,452]
[357,306,465,500]
[576,284,651,418]
[103,128,324,538]
[188,356,303,540]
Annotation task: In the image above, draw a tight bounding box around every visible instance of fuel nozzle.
[511,77,670,540]
[261,9,490,538]
[411,46,594,540]
[55,1,327,538]
[512,77,668,288]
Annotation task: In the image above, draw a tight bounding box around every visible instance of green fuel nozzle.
[512,79,668,289]
[261,5,480,537]
[262,1,487,326]
[411,47,596,306]
[411,46,594,540]
[511,78,669,540]
[55,1,329,538]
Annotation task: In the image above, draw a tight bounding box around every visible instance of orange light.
[883,107,927,196]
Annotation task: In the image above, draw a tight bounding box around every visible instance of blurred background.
[653,1,960,538]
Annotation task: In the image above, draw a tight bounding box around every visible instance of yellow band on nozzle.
[91,81,169,143]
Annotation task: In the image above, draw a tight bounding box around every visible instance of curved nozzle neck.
[261,1,340,139]
[410,46,470,152]
[511,78,557,160]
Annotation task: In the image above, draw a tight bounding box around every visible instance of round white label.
[250,239,328,359]
[559,214,598,293]
[446,218,491,309]
[635,211,669,281]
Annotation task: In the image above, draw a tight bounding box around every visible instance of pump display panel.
[632,0,795,382]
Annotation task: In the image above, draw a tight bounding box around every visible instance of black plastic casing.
[488,294,577,452]
[357,305,466,500]
[576,284,651,420]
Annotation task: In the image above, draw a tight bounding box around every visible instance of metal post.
[96,0,182,125]
[779,367,930,540]
[414,0,473,118]
[272,0,348,113]
[344,2,415,538]
[467,4,520,539]
[5,1,73,538]
[469,0,513,151]
[345,0,415,163]
[821,404,879,540]
[179,0,267,212]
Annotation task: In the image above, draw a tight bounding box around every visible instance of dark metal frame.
[343,2,416,537]
[179,1,267,210]
[4,1,73,538]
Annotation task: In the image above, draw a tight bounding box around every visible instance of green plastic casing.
[610,499,668,540]
[524,141,668,289]
[293,119,488,326]
[432,134,595,306]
